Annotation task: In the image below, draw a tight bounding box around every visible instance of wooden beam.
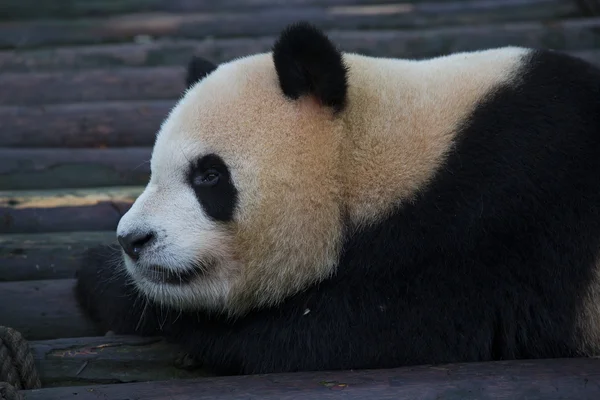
[3,46,600,148]
[0,186,142,234]
[0,67,184,106]
[30,335,210,387]
[2,19,600,73]
[7,45,600,107]
[0,279,100,340]
[0,147,151,190]
[0,231,116,281]
[9,45,600,107]
[0,38,271,73]
[0,0,580,29]
[0,9,594,51]
[2,53,600,148]
[22,357,600,400]
[0,0,410,20]
[0,100,170,148]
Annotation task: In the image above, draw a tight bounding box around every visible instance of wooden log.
[9,45,600,107]
[0,66,184,106]
[0,186,142,234]
[0,147,152,190]
[0,0,580,24]
[0,279,100,340]
[2,53,600,150]
[0,39,252,73]
[0,48,600,148]
[22,357,600,400]
[8,43,600,106]
[2,18,600,74]
[0,100,171,147]
[0,231,116,281]
[0,3,587,50]
[0,0,411,20]
[2,52,600,148]
[30,335,209,387]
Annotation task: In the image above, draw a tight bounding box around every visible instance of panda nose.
[117,231,155,261]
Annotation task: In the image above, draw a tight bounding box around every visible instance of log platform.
[2,0,600,398]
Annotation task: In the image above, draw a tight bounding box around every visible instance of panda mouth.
[142,265,204,285]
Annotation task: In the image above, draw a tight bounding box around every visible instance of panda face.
[116,50,347,315]
[115,22,529,316]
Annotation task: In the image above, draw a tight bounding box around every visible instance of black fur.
[188,153,238,222]
[186,56,218,89]
[74,246,163,336]
[75,49,600,375]
[272,22,348,113]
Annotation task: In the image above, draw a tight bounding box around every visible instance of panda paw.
[74,244,128,329]
[74,244,162,336]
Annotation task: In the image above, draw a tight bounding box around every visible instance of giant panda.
[75,22,600,375]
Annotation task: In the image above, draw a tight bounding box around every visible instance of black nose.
[117,231,155,260]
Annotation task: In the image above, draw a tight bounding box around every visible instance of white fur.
[117,136,240,311]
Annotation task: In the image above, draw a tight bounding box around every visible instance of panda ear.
[272,22,348,113]
[185,56,218,89]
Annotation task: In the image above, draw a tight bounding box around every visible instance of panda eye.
[189,153,237,222]
[193,169,220,187]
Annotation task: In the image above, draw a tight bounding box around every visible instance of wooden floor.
[2,0,600,398]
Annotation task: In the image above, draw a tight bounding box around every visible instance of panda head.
[116,22,350,315]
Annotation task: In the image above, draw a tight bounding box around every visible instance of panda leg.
[74,244,162,336]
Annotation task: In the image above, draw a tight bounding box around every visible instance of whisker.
[135,300,150,332]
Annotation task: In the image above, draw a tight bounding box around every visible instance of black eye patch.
[188,154,238,222]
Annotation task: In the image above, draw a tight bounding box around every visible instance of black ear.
[186,56,218,89]
[272,22,348,113]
